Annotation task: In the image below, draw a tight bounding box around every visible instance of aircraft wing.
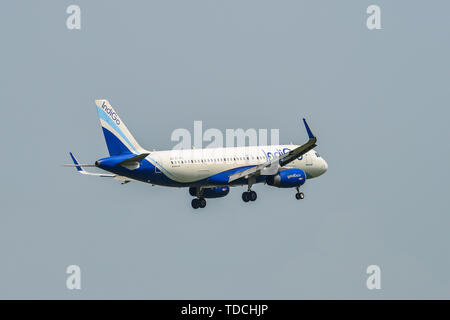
[228,118,317,183]
[65,152,134,184]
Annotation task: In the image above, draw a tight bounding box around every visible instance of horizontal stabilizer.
[118,153,150,166]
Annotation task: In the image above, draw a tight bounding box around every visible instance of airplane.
[65,100,328,209]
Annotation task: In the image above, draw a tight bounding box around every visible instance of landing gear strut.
[295,187,304,200]
[242,178,257,202]
[190,186,207,209]
[191,197,207,209]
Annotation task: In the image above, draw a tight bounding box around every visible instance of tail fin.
[95,99,145,155]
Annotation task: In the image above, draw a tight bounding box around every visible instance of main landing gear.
[242,190,257,202]
[190,186,207,209]
[295,187,304,200]
[191,197,207,209]
[242,177,257,203]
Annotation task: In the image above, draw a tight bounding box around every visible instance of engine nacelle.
[189,186,230,198]
[266,168,306,188]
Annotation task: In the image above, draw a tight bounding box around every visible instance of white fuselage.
[147,145,328,184]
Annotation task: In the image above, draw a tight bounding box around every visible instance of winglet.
[65,153,116,178]
[69,152,83,172]
[303,118,315,139]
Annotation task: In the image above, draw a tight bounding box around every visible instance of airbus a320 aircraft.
[66,100,328,209]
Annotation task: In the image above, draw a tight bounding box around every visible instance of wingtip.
[69,152,83,172]
[69,152,77,163]
[302,118,315,139]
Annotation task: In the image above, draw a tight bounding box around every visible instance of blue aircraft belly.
[104,161,265,188]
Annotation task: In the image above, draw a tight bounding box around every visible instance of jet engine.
[266,168,306,188]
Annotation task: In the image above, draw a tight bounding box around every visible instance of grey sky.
[1,0,449,298]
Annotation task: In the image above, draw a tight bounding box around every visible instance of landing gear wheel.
[295,192,304,200]
[250,191,257,201]
[199,198,206,208]
[242,192,250,202]
[191,198,200,209]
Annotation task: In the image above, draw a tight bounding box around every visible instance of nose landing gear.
[295,187,304,200]
[295,192,304,200]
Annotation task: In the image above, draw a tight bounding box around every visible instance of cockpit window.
[315,152,321,157]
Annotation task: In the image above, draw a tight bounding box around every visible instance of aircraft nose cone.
[322,159,328,172]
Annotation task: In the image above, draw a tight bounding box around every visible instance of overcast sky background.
[1,0,449,299]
